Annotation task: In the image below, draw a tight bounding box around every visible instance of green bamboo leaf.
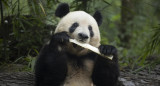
[39,3,46,16]
[11,0,18,14]
[31,1,36,15]
[19,20,25,30]
[2,0,9,8]
[31,57,36,71]
[33,49,39,55]
[21,18,33,27]
[102,0,111,5]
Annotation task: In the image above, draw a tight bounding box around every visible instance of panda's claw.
[52,31,70,44]
[99,45,117,56]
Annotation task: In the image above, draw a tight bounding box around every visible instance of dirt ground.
[0,64,160,86]
[119,64,160,86]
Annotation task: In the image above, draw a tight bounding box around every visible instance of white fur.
[54,11,101,48]
[63,59,94,86]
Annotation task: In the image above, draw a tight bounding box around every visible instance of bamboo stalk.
[69,39,113,60]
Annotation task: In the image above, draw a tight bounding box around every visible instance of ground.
[119,64,160,86]
[0,64,160,86]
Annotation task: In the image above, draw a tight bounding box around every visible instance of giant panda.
[35,3,119,86]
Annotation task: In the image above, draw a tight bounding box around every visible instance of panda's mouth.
[73,43,78,48]
[71,39,86,49]
[78,39,87,43]
[72,43,84,51]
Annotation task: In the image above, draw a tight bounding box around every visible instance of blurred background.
[0,0,160,73]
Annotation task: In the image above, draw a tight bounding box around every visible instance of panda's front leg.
[49,31,70,48]
[99,45,117,59]
[35,32,69,86]
[92,45,119,86]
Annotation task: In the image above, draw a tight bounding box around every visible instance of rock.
[119,78,135,86]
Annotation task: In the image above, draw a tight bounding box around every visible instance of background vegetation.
[0,0,160,72]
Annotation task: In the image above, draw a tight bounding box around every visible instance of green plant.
[138,25,160,65]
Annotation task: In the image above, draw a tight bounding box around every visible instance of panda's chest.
[63,59,95,86]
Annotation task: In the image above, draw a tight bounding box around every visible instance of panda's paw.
[53,31,70,44]
[99,45,117,56]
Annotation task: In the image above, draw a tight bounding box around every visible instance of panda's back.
[63,58,95,86]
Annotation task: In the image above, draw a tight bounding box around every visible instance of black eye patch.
[69,22,79,33]
[88,25,94,37]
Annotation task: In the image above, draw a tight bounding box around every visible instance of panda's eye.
[88,25,94,37]
[69,22,79,33]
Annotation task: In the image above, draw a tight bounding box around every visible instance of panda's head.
[54,3,102,55]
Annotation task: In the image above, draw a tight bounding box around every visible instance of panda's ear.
[93,11,102,26]
[55,3,70,18]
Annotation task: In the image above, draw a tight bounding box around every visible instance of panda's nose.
[78,33,89,39]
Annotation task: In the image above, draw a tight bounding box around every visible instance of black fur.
[99,45,117,56]
[35,32,69,86]
[55,3,69,18]
[92,45,119,86]
[66,52,96,68]
[35,32,119,86]
[50,31,69,45]
[93,11,103,26]
[88,25,94,37]
[69,22,79,33]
